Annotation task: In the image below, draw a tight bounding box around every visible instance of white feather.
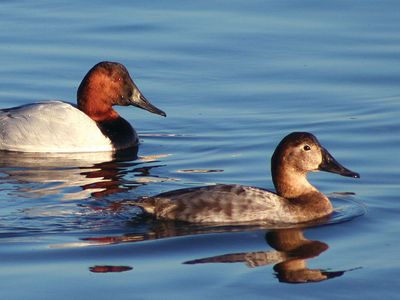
[0,101,114,152]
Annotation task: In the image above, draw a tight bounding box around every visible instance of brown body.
[137,185,332,224]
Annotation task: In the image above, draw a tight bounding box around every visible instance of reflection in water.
[0,148,170,201]
[89,265,133,273]
[56,223,358,284]
[184,229,351,284]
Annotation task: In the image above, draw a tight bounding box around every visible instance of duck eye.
[303,145,311,151]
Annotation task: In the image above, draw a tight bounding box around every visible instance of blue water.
[0,1,399,299]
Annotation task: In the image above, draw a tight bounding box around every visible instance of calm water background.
[0,1,399,299]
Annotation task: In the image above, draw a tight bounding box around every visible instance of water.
[0,0,399,299]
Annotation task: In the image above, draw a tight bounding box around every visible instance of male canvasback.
[133,132,359,224]
[0,61,166,153]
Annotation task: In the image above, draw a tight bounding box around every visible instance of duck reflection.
[89,265,133,273]
[184,228,348,284]
[71,221,356,284]
[0,148,168,200]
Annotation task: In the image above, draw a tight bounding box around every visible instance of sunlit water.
[0,1,399,299]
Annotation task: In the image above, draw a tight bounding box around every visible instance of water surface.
[0,1,399,299]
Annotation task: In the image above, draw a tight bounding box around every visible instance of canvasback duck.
[0,61,166,152]
[133,132,359,224]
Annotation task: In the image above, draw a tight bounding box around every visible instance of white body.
[0,101,116,152]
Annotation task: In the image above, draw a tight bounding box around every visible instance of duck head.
[271,132,359,198]
[77,61,166,121]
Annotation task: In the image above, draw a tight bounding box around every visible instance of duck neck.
[78,95,119,122]
[273,167,333,220]
[273,167,317,199]
[77,77,120,122]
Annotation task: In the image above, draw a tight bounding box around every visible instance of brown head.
[77,61,166,122]
[271,132,359,198]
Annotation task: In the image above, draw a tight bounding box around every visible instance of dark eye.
[303,145,311,151]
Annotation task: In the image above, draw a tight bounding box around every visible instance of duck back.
[0,101,135,152]
[135,184,299,224]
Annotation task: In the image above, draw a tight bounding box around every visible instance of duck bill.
[129,85,166,117]
[319,148,360,178]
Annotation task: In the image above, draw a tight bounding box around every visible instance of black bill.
[319,148,360,178]
[129,84,166,117]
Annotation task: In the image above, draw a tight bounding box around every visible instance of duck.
[133,132,359,224]
[0,61,166,153]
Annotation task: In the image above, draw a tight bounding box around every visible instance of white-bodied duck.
[0,61,166,153]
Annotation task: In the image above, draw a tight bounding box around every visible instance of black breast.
[96,117,138,149]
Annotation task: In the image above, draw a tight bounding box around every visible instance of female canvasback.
[133,132,359,224]
[0,61,166,153]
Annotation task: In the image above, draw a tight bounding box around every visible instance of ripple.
[328,197,367,225]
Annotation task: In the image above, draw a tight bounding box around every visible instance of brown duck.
[133,132,359,224]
